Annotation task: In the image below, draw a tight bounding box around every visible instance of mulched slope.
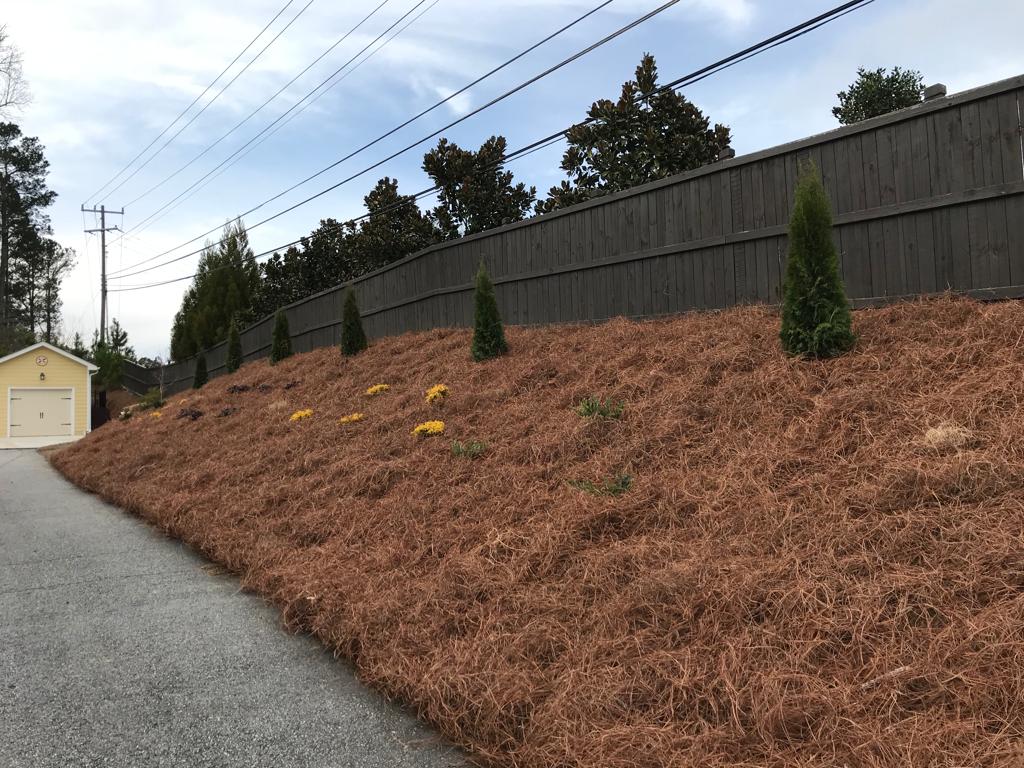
[52,298,1024,767]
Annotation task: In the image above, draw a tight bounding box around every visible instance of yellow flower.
[365,384,390,396]
[337,412,365,424]
[411,420,445,436]
[151,411,162,418]
[425,384,450,404]
[289,408,314,422]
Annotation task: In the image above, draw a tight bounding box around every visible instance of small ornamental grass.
[412,420,445,437]
[289,408,314,423]
[575,396,624,420]
[138,387,165,411]
[365,384,390,396]
[568,473,632,497]
[451,440,486,458]
[425,384,450,405]
[338,413,365,425]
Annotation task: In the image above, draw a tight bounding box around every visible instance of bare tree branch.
[0,25,31,117]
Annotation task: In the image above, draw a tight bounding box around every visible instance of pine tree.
[471,262,508,361]
[340,287,367,356]
[270,309,292,364]
[192,352,208,389]
[226,318,242,373]
[780,161,855,358]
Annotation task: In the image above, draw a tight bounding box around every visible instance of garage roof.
[0,341,99,372]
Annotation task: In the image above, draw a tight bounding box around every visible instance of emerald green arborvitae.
[192,352,208,389]
[340,287,368,356]
[270,310,292,364]
[226,319,243,373]
[471,262,508,361]
[780,161,855,358]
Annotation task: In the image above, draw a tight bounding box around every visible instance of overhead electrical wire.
[110,0,662,279]
[109,0,876,292]
[120,0,400,212]
[118,0,443,240]
[96,0,318,205]
[110,0,610,262]
[84,0,297,205]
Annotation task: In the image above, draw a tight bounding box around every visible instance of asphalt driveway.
[0,450,464,768]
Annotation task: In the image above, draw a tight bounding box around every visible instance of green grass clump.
[575,396,624,419]
[568,473,632,496]
[451,440,487,459]
[137,387,165,411]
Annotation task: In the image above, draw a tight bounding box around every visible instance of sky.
[4,0,1024,358]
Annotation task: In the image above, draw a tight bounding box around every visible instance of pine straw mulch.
[51,297,1024,767]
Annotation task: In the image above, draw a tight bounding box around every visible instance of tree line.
[169,57,924,363]
[0,26,76,356]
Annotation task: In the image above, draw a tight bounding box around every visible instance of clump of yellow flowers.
[289,408,314,422]
[365,384,390,396]
[338,413,365,424]
[425,384,449,405]
[150,411,162,418]
[411,420,445,436]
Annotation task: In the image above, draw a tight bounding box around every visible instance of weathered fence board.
[154,75,1024,394]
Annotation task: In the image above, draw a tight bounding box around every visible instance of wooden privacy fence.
[154,74,1024,394]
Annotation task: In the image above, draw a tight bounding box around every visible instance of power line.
[118,0,442,241]
[109,0,876,292]
[110,0,667,280]
[97,0,318,205]
[84,0,297,205]
[120,0,400,213]
[122,0,610,246]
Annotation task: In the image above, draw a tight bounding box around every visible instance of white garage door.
[9,389,73,438]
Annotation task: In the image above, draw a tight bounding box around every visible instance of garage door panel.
[9,389,73,437]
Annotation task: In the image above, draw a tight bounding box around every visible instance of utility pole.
[82,204,123,345]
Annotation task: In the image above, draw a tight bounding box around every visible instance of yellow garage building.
[0,341,98,441]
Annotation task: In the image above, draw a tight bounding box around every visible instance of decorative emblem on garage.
[35,355,48,366]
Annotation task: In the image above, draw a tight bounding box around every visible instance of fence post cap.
[923,83,947,100]
[718,147,736,160]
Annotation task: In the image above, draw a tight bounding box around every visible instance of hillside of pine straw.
[52,297,1024,768]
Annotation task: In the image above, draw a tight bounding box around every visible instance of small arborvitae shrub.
[226,319,243,373]
[575,396,624,419]
[452,440,487,458]
[780,160,855,358]
[341,287,368,357]
[471,262,508,361]
[270,310,292,364]
[138,387,164,410]
[569,473,632,496]
[192,353,208,389]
